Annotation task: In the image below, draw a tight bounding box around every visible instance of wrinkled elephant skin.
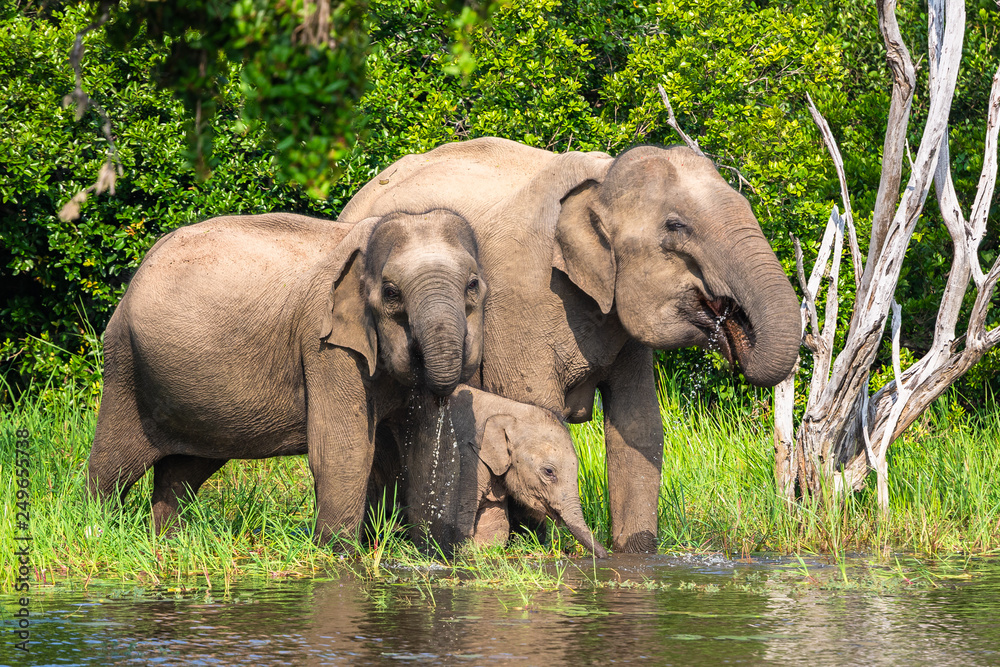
[87,211,486,542]
[341,138,800,552]
[401,385,607,558]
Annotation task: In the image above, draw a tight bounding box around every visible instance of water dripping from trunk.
[426,394,459,521]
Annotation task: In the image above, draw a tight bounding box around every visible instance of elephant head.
[478,411,609,558]
[322,209,486,396]
[402,386,607,557]
[552,146,800,386]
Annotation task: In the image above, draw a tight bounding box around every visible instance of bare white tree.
[773,0,1000,508]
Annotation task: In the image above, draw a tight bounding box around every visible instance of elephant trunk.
[556,497,609,558]
[410,279,468,396]
[719,227,801,387]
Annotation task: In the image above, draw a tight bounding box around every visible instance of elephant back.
[340,137,561,223]
[339,137,613,269]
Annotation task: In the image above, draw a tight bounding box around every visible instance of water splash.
[426,403,447,519]
[704,300,732,353]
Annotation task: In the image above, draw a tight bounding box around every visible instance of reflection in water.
[3,555,1000,665]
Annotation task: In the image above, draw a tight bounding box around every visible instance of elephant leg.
[367,421,404,515]
[151,455,228,534]
[473,499,509,548]
[361,421,405,542]
[311,428,374,546]
[88,425,162,504]
[599,341,662,553]
[304,352,374,546]
[88,326,164,505]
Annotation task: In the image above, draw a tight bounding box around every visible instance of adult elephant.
[340,138,800,552]
[87,211,486,541]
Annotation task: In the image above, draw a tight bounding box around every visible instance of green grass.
[573,369,1000,559]
[3,367,1000,592]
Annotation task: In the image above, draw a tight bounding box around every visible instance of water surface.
[3,554,999,665]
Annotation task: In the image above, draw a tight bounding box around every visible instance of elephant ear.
[478,414,515,477]
[320,217,380,377]
[552,182,616,315]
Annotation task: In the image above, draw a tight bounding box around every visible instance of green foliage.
[3,0,999,402]
[99,0,368,194]
[0,5,339,388]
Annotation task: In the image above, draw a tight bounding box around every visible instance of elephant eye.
[541,465,557,482]
[382,282,401,302]
[466,276,480,293]
[664,218,687,232]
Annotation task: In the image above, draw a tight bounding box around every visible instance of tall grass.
[0,378,341,590]
[573,366,1000,557]
[3,364,1000,591]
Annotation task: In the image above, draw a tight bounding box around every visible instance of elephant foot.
[313,520,364,554]
[614,530,658,554]
[473,500,510,548]
[151,502,184,537]
[151,455,228,535]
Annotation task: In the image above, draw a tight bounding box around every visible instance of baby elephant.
[401,385,608,558]
[87,210,486,542]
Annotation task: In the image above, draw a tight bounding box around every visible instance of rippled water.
[3,554,1000,666]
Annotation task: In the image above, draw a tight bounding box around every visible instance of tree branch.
[793,236,819,348]
[796,0,966,497]
[968,66,1000,288]
[806,93,863,289]
[866,0,917,273]
[657,82,706,158]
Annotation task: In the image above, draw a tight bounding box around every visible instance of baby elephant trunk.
[557,499,609,558]
[410,285,468,396]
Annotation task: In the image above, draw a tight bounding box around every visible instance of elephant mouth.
[685,293,756,366]
[409,339,425,379]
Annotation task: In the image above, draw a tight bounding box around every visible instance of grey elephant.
[340,137,801,552]
[87,210,487,542]
[398,384,607,558]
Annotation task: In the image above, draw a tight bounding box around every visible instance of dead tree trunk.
[773,0,1000,508]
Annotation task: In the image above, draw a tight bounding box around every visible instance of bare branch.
[294,0,336,47]
[58,162,121,222]
[823,0,963,393]
[817,208,845,385]
[806,211,839,303]
[927,15,973,364]
[799,207,844,401]
[890,300,904,391]
[806,93,863,288]
[773,370,797,501]
[866,0,917,272]
[793,236,819,345]
[860,384,875,484]
[969,66,1000,287]
[795,0,966,497]
[657,82,706,158]
[712,161,758,195]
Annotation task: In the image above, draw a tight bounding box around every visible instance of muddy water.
[3,554,1000,666]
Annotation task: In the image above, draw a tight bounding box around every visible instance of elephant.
[397,384,608,558]
[87,210,487,542]
[339,137,801,552]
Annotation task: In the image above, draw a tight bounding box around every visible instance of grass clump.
[0,379,586,592]
[4,362,1000,592]
[573,367,1000,558]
